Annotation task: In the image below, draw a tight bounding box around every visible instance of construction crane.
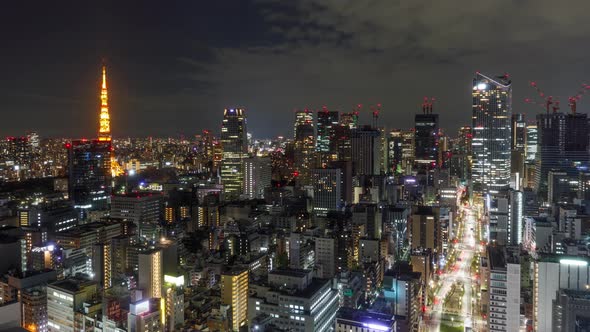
[422,97,435,114]
[370,103,382,128]
[528,81,556,113]
[568,83,590,114]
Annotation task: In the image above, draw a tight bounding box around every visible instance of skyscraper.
[414,99,439,168]
[293,110,315,185]
[510,113,526,182]
[450,126,472,181]
[242,156,271,199]
[523,124,538,188]
[414,99,439,186]
[351,125,381,176]
[220,108,248,200]
[311,168,342,216]
[525,124,538,161]
[316,109,339,152]
[471,72,512,193]
[110,193,163,239]
[67,139,112,216]
[511,113,526,150]
[534,112,589,199]
[316,109,339,166]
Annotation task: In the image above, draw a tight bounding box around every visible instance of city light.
[560,259,588,267]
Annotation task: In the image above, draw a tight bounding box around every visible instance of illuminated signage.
[164,274,185,286]
[32,245,55,252]
[131,300,150,315]
[363,322,390,331]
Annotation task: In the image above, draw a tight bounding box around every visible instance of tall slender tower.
[220,108,248,200]
[98,66,111,141]
[471,72,512,194]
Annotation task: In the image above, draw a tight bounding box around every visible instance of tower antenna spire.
[98,65,111,141]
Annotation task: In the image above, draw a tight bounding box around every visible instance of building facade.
[471,73,512,193]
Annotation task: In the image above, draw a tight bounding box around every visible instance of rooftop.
[49,278,97,293]
[269,269,311,278]
[488,245,506,270]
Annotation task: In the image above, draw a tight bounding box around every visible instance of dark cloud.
[1,1,590,138]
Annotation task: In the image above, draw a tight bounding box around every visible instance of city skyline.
[3,2,590,332]
[2,1,590,138]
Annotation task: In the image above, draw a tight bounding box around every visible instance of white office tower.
[242,156,271,199]
[248,269,339,332]
[485,246,520,332]
[533,255,590,331]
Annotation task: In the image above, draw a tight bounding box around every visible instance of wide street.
[424,200,484,332]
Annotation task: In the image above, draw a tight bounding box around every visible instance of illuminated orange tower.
[97,65,123,177]
[99,66,111,141]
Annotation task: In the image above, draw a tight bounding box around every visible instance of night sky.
[2,0,590,138]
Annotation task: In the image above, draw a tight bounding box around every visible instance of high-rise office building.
[47,279,98,332]
[511,114,526,178]
[471,72,512,193]
[242,156,271,199]
[138,249,163,299]
[351,125,381,176]
[450,126,472,181]
[221,108,248,200]
[110,193,162,239]
[293,110,315,185]
[484,246,520,332]
[547,170,576,205]
[340,112,359,129]
[382,263,421,332]
[523,124,538,188]
[220,267,249,331]
[316,109,339,153]
[409,205,441,256]
[508,190,523,245]
[311,168,342,216]
[533,255,590,331]
[525,124,538,161]
[386,130,404,174]
[534,112,589,199]
[67,139,112,217]
[314,236,336,279]
[18,200,77,233]
[511,113,526,150]
[4,136,33,179]
[552,289,590,331]
[414,100,439,169]
[248,269,339,332]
